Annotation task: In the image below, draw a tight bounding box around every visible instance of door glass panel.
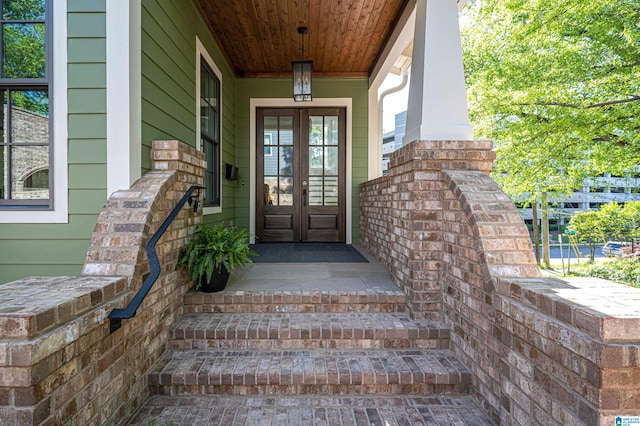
[309,146,323,176]
[263,114,295,207]
[264,146,277,175]
[309,116,323,145]
[324,176,338,206]
[279,177,293,206]
[308,176,323,206]
[306,114,340,207]
[279,146,293,175]
[264,116,278,136]
[280,116,293,145]
[324,116,339,145]
[324,147,338,175]
[264,177,277,205]
[307,176,338,206]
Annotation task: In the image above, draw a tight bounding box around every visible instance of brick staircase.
[129,290,494,425]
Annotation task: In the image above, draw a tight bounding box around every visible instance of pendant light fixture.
[292,26,313,102]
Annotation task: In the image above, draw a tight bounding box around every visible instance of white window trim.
[249,98,353,244]
[196,36,223,215]
[0,0,68,223]
[106,1,142,197]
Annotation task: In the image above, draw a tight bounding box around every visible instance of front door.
[256,108,346,242]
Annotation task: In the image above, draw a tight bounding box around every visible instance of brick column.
[362,140,495,318]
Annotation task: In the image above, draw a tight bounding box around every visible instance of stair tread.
[130,395,495,425]
[150,349,471,386]
[172,312,450,340]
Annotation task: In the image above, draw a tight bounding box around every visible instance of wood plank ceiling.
[194,0,411,78]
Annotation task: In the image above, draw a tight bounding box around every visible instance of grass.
[561,258,640,288]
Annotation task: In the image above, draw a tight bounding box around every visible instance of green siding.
[68,64,106,88]
[0,2,107,284]
[141,0,238,226]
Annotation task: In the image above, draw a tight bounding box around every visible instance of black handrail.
[108,185,204,333]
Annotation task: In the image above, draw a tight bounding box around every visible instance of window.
[200,58,220,207]
[0,0,50,208]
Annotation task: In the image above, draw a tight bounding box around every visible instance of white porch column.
[403,0,473,144]
[106,1,141,196]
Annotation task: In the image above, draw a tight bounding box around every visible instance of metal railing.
[108,185,203,333]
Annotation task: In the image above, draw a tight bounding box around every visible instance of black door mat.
[249,243,368,263]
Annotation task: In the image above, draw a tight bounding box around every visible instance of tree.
[461,0,640,258]
[622,201,640,244]
[597,202,626,241]
[568,211,602,261]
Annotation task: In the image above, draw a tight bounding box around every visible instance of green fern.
[176,223,256,287]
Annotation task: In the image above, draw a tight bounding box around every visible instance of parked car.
[602,242,625,258]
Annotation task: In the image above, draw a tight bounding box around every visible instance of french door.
[256,107,346,242]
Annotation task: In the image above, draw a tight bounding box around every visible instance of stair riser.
[150,383,470,397]
[184,304,407,313]
[183,291,408,314]
[170,338,450,350]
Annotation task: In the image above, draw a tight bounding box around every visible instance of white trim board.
[249,98,353,244]
[106,0,141,197]
[196,36,223,215]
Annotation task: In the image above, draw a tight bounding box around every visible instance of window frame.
[195,37,222,214]
[0,0,52,209]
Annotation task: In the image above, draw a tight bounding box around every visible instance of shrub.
[570,259,640,287]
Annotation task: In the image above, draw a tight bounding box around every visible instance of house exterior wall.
[140,0,238,227]
[0,1,107,284]
[0,0,245,284]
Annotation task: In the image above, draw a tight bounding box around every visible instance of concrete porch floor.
[224,245,401,292]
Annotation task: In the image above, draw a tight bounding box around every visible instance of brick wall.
[0,140,205,424]
[360,140,503,319]
[492,277,640,425]
[360,139,640,424]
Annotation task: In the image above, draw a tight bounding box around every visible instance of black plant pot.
[198,265,230,293]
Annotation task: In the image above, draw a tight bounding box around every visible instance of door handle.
[303,188,307,206]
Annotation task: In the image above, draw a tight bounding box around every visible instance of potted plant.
[176,223,256,292]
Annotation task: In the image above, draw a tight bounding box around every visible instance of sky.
[379,72,410,134]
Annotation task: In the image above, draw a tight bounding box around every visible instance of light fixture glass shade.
[292,60,313,102]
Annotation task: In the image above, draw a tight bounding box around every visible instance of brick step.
[148,349,472,397]
[129,395,495,425]
[169,312,451,350]
[183,289,407,313]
